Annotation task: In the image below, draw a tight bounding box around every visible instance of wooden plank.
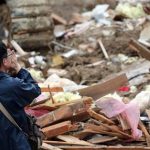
[85,121,110,132]
[88,136,118,144]
[56,145,150,150]
[117,115,130,130]
[84,123,131,139]
[57,135,94,146]
[41,143,63,150]
[31,105,57,111]
[74,129,99,140]
[51,13,67,25]
[129,39,150,61]
[87,109,115,125]
[139,121,150,146]
[99,122,132,139]
[103,60,150,87]
[117,115,130,131]
[36,97,93,127]
[32,100,86,111]
[30,87,63,107]
[71,111,90,123]
[11,40,27,56]
[98,39,110,60]
[43,140,93,146]
[41,121,78,139]
[75,74,128,100]
[85,117,131,139]
[41,87,64,93]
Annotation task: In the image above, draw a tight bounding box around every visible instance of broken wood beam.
[57,135,94,146]
[85,123,132,139]
[41,142,63,150]
[11,40,27,56]
[129,39,150,61]
[51,13,67,25]
[75,74,128,100]
[117,115,130,131]
[37,97,93,127]
[139,120,150,146]
[54,145,150,150]
[40,87,64,93]
[74,129,99,140]
[99,122,132,139]
[98,39,110,60]
[43,140,93,146]
[88,136,118,144]
[103,60,150,87]
[87,109,115,125]
[41,121,78,139]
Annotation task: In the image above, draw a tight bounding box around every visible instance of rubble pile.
[5,0,150,149]
[25,80,150,150]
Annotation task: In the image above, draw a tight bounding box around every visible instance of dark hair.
[0,0,6,5]
[0,41,7,66]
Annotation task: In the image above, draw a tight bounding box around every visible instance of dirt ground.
[25,1,149,95]
[48,26,141,85]
[42,1,145,86]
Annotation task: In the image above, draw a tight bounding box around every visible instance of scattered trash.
[28,68,44,82]
[34,55,46,67]
[116,3,146,19]
[62,49,85,58]
[52,55,64,66]
[53,92,81,103]
[43,74,85,91]
[65,21,93,38]
[92,4,111,25]
[54,25,66,38]
[132,91,150,112]
[47,68,68,77]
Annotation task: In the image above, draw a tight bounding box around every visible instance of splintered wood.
[51,13,67,25]
[129,39,150,61]
[38,100,149,150]
[33,74,149,150]
[57,135,94,146]
[87,109,115,125]
[42,121,79,139]
[37,97,93,127]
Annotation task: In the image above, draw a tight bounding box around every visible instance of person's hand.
[7,49,21,75]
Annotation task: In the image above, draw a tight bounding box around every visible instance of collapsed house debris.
[1,0,150,149]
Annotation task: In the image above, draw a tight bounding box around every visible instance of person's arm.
[13,75,41,108]
[8,49,41,107]
[12,68,41,108]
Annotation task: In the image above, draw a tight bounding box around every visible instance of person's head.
[0,41,14,71]
[0,0,6,5]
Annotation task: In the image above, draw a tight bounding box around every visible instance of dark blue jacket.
[0,68,41,150]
